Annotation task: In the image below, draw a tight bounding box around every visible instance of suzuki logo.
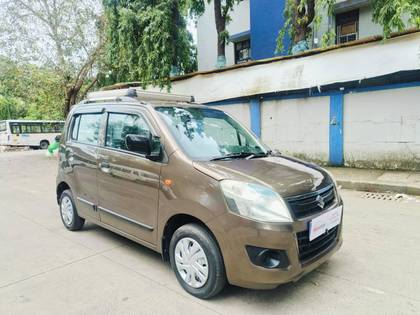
[316,195,325,209]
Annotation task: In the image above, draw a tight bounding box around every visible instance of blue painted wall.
[329,93,344,166]
[250,0,290,60]
[249,98,261,138]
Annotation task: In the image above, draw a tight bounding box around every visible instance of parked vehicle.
[0,120,64,149]
[56,88,343,299]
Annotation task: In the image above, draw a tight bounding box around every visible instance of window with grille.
[336,9,359,44]
[234,39,251,64]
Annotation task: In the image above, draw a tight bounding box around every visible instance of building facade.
[197,0,387,71]
[154,30,420,170]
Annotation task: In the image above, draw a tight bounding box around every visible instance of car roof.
[1,120,64,123]
[72,98,214,113]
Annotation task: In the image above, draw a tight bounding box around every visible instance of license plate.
[309,206,342,241]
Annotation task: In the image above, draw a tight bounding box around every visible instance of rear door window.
[44,122,64,133]
[71,114,102,145]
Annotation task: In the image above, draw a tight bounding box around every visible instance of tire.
[59,189,85,231]
[169,223,226,299]
[40,140,49,150]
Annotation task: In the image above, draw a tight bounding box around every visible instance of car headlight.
[220,180,292,223]
[323,168,338,187]
[322,168,341,202]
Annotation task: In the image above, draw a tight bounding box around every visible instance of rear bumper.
[207,204,343,289]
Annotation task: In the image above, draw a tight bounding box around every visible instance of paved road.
[0,151,419,315]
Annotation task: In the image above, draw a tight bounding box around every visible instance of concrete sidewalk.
[326,167,420,196]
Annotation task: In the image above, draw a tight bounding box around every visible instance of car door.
[96,109,161,245]
[65,111,103,220]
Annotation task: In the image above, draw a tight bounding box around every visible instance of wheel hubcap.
[61,196,74,226]
[174,237,209,288]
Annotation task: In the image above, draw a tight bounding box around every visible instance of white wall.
[344,86,420,169]
[197,0,250,71]
[213,103,251,129]
[358,6,383,38]
[168,32,420,104]
[261,97,330,162]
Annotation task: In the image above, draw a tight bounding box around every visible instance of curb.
[337,180,420,196]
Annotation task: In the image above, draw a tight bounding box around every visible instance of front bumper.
[207,203,343,289]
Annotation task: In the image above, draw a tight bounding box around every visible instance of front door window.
[105,113,150,152]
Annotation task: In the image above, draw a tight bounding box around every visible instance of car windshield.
[155,106,268,161]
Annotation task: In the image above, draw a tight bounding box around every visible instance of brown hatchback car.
[56,88,343,299]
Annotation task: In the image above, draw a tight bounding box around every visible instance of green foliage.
[103,0,197,90]
[277,0,420,54]
[276,0,335,54]
[320,29,336,47]
[372,0,420,38]
[188,0,242,19]
[0,58,64,120]
[0,0,104,113]
[189,0,243,45]
[0,96,26,121]
[275,0,295,54]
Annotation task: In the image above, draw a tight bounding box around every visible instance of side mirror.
[148,135,162,161]
[125,134,151,155]
[125,134,162,161]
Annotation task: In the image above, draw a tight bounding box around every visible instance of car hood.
[193,155,332,198]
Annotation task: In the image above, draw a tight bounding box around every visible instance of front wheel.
[169,223,226,299]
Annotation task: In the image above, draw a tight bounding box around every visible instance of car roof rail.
[86,88,195,103]
[79,96,140,105]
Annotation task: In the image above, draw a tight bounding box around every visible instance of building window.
[336,9,359,44]
[234,39,251,64]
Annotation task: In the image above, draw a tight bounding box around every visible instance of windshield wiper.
[245,150,273,160]
[210,152,254,161]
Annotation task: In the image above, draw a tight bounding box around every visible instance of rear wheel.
[59,189,85,231]
[39,140,49,150]
[169,223,226,299]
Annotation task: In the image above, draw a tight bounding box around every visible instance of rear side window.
[0,122,6,132]
[70,113,102,145]
[105,113,150,152]
[21,124,42,133]
[43,122,64,133]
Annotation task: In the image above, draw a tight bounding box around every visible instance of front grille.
[286,184,336,219]
[296,226,339,263]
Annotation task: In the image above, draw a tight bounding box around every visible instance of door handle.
[99,161,111,174]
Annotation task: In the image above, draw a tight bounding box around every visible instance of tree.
[372,0,420,38]
[276,0,337,54]
[0,0,104,115]
[189,0,244,68]
[103,0,196,90]
[277,0,420,54]
[0,57,64,120]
